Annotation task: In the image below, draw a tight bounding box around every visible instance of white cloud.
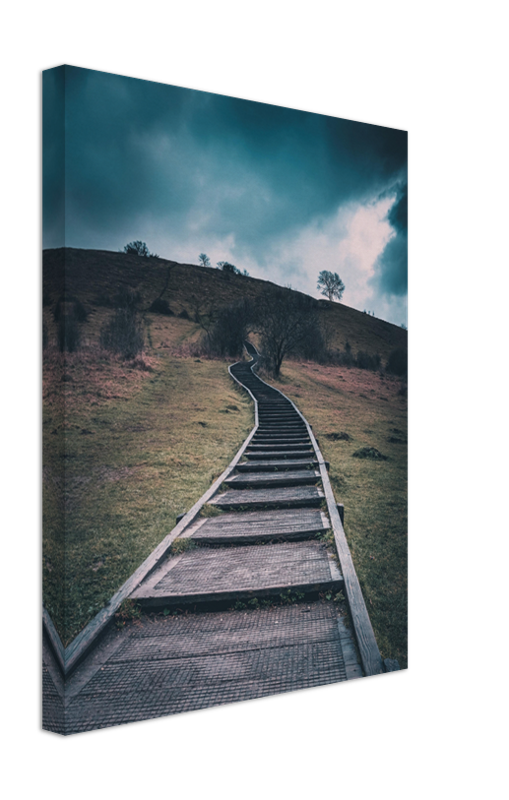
[250,193,399,319]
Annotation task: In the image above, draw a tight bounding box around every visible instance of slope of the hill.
[43,248,407,361]
[42,247,407,646]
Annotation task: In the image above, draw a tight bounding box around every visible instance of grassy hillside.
[43,247,407,650]
[43,248,407,360]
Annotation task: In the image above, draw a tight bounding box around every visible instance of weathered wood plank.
[225,470,320,489]
[58,603,353,732]
[210,485,324,510]
[245,449,314,460]
[132,541,343,605]
[188,507,329,531]
[236,458,322,471]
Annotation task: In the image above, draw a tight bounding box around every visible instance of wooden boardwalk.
[43,341,382,734]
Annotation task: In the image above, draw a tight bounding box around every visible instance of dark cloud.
[388,183,408,234]
[373,183,408,296]
[62,70,194,228]
[44,66,407,250]
[43,66,408,322]
[43,66,65,245]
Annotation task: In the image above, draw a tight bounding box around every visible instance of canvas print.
[42,66,408,735]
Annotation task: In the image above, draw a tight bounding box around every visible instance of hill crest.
[43,247,407,360]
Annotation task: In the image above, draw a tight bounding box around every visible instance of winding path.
[43,342,383,734]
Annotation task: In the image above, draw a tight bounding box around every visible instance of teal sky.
[44,65,407,325]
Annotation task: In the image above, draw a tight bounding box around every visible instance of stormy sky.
[43,66,407,326]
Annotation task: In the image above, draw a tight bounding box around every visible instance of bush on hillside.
[124,241,150,257]
[330,347,355,368]
[290,323,328,363]
[356,351,382,371]
[54,295,88,323]
[100,308,144,359]
[149,298,174,315]
[114,286,141,311]
[386,348,407,376]
[58,315,81,353]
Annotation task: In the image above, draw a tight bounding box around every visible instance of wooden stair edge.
[246,345,384,677]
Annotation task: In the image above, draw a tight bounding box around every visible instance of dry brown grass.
[43,345,157,411]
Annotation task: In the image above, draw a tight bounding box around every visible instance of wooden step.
[247,442,313,451]
[224,470,320,489]
[185,507,331,543]
[259,413,299,418]
[251,433,311,444]
[256,419,303,425]
[245,449,314,460]
[210,485,324,510]
[237,459,321,472]
[132,541,343,606]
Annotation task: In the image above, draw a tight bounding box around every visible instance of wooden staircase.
[132,343,343,608]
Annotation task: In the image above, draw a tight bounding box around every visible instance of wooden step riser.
[212,497,323,510]
[225,475,320,490]
[135,579,344,608]
[236,461,318,472]
[247,444,313,451]
[191,529,326,544]
[258,415,302,421]
[255,438,308,444]
[245,451,314,460]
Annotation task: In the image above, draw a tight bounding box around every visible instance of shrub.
[331,347,356,367]
[290,322,328,362]
[114,286,141,311]
[386,348,407,376]
[149,298,174,315]
[53,299,62,322]
[178,308,190,320]
[356,351,381,371]
[43,321,48,350]
[352,447,387,460]
[100,308,144,359]
[217,261,240,275]
[73,298,88,322]
[123,241,150,257]
[54,294,88,323]
[58,315,81,353]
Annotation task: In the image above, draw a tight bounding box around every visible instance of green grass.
[43,349,253,645]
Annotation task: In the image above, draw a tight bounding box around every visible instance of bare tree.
[317,270,345,302]
[206,298,253,357]
[198,253,211,267]
[255,289,318,377]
